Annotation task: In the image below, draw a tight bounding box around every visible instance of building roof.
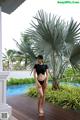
[0,0,26,14]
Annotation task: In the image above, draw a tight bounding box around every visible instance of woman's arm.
[45,69,49,82]
[45,68,49,87]
[33,69,41,87]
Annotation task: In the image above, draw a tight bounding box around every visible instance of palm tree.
[3,49,17,70]
[14,34,36,70]
[70,43,80,71]
[27,10,80,90]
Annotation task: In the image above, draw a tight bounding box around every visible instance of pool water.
[7,84,34,96]
[7,82,80,96]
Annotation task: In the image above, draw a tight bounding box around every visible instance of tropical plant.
[7,78,35,86]
[70,43,80,71]
[3,49,17,70]
[27,85,80,110]
[27,10,80,90]
[14,33,36,70]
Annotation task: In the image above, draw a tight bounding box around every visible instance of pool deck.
[7,95,80,120]
[12,116,18,120]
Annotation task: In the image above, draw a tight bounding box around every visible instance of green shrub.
[27,85,80,110]
[60,67,80,83]
[7,78,35,86]
[27,87,38,97]
[7,77,52,86]
[63,67,74,78]
[60,77,80,83]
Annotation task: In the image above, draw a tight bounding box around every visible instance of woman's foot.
[39,112,44,116]
[39,111,44,116]
[38,108,44,116]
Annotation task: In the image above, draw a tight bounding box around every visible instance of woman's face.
[37,58,43,64]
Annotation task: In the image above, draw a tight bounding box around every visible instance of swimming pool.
[7,82,80,96]
[7,84,34,96]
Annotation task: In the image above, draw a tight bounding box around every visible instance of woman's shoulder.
[33,64,39,68]
[44,64,48,69]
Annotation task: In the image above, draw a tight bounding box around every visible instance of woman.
[33,55,49,116]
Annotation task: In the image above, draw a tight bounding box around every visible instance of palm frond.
[65,19,80,44]
[70,43,80,71]
[27,10,80,76]
[27,10,67,55]
[14,35,37,70]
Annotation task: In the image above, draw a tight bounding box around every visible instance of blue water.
[7,82,80,96]
[7,84,34,96]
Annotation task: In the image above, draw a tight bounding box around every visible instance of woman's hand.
[44,80,48,88]
[38,83,42,88]
[45,81,48,87]
[36,82,42,88]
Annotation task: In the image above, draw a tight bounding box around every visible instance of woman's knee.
[37,87,43,97]
[38,90,44,98]
[40,93,44,98]
[38,90,43,98]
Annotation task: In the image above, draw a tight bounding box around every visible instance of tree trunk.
[52,78,60,90]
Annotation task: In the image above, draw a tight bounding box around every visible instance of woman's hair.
[37,55,43,59]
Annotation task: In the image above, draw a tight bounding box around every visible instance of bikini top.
[34,64,48,75]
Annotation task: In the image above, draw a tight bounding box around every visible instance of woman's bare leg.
[37,86,44,114]
[41,85,46,112]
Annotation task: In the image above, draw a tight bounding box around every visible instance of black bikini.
[38,80,45,85]
[34,64,48,85]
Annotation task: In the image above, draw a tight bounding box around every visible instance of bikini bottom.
[38,80,45,85]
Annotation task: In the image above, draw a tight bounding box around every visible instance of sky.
[2,0,80,53]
